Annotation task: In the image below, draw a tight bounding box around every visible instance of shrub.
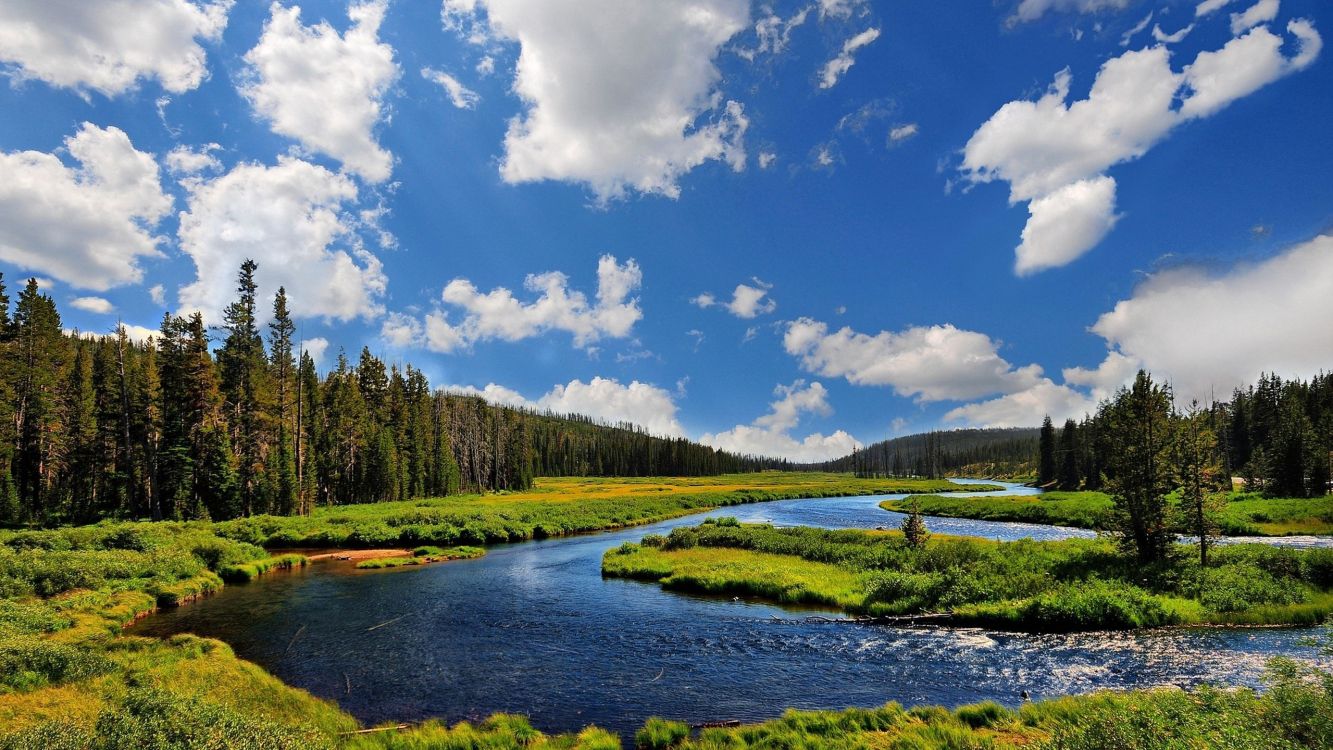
[641,534,667,548]
[1198,565,1306,613]
[0,638,113,692]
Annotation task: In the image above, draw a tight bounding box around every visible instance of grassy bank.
[883,490,1333,536]
[213,474,995,551]
[355,546,486,569]
[604,520,1333,630]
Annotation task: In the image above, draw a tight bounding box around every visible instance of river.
[131,481,1327,738]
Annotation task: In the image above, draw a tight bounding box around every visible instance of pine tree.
[1104,371,1175,564]
[1057,418,1080,490]
[268,288,298,515]
[11,279,69,521]
[218,260,273,516]
[1175,400,1224,569]
[900,500,929,549]
[1038,415,1056,485]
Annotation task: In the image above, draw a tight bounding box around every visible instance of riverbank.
[603,521,1333,631]
[881,490,1333,536]
[212,473,997,550]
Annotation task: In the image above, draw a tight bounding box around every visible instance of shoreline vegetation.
[603,520,1333,631]
[881,490,1333,537]
[0,474,1328,746]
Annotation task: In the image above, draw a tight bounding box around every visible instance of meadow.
[882,490,1333,536]
[213,473,993,550]
[603,520,1333,630]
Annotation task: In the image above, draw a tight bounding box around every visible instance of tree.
[1057,418,1080,490]
[1103,371,1175,564]
[11,279,69,521]
[218,259,273,516]
[900,500,929,549]
[268,288,298,515]
[1175,400,1224,569]
[1038,415,1056,485]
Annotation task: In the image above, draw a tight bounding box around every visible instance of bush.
[640,534,667,548]
[636,718,690,749]
[1198,565,1306,613]
[0,638,113,692]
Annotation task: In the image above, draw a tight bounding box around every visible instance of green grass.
[604,521,1333,631]
[882,490,1333,536]
[354,547,484,569]
[212,474,999,551]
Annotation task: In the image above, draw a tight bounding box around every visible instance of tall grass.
[605,522,1333,631]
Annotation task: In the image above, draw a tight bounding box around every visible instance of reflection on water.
[131,481,1324,737]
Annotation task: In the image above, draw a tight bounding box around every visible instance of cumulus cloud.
[1015,176,1120,276]
[818,27,879,89]
[165,143,222,176]
[149,284,167,307]
[405,255,643,352]
[1090,233,1333,403]
[176,157,387,325]
[691,279,776,318]
[700,381,861,462]
[0,123,171,291]
[0,0,231,96]
[422,67,480,109]
[443,0,750,202]
[448,377,685,437]
[947,234,1333,426]
[962,20,1321,273]
[69,296,115,314]
[1231,0,1279,35]
[301,336,330,367]
[783,317,1043,402]
[241,1,399,183]
[1010,0,1131,24]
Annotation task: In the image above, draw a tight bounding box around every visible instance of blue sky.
[1,0,1331,460]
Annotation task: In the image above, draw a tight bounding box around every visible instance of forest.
[0,263,778,526]
[810,427,1041,478]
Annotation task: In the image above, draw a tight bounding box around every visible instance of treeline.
[1039,371,1333,498]
[0,263,773,525]
[810,428,1040,479]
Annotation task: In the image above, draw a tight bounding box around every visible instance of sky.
[0,0,1331,462]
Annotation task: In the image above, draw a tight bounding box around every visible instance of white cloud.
[445,0,750,202]
[1120,12,1153,47]
[700,381,861,462]
[818,27,879,89]
[301,336,330,367]
[947,234,1333,426]
[1196,0,1236,16]
[176,157,387,324]
[1091,233,1333,404]
[0,123,171,291]
[422,67,480,109]
[69,296,115,314]
[415,255,642,352]
[692,279,776,319]
[241,1,399,183]
[962,22,1321,273]
[379,311,424,348]
[819,0,865,21]
[1231,0,1279,35]
[448,377,685,437]
[888,123,919,143]
[1015,176,1120,276]
[0,0,231,97]
[1010,0,1131,24]
[783,317,1043,402]
[165,143,222,176]
[737,6,810,61]
[149,284,167,307]
[120,324,158,344]
[1152,23,1195,44]
[476,55,495,76]
[757,151,777,169]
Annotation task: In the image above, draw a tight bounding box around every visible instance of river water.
[131,481,1328,737]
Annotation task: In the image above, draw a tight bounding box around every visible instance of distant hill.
[804,427,1040,479]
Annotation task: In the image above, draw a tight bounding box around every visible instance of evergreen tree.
[1038,415,1057,485]
[1175,400,1224,569]
[1057,418,1080,490]
[268,288,298,515]
[218,259,272,516]
[900,500,929,549]
[1104,371,1175,564]
[11,279,69,521]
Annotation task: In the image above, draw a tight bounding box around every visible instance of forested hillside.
[0,263,776,526]
[808,428,1041,478]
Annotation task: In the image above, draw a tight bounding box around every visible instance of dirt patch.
[306,549,413,562]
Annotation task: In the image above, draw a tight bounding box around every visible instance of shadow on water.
[130,481,1325,738]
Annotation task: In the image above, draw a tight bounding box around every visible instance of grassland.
[214,473,996,550]
[882,490,1333,536]
[604,520,1333,630]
